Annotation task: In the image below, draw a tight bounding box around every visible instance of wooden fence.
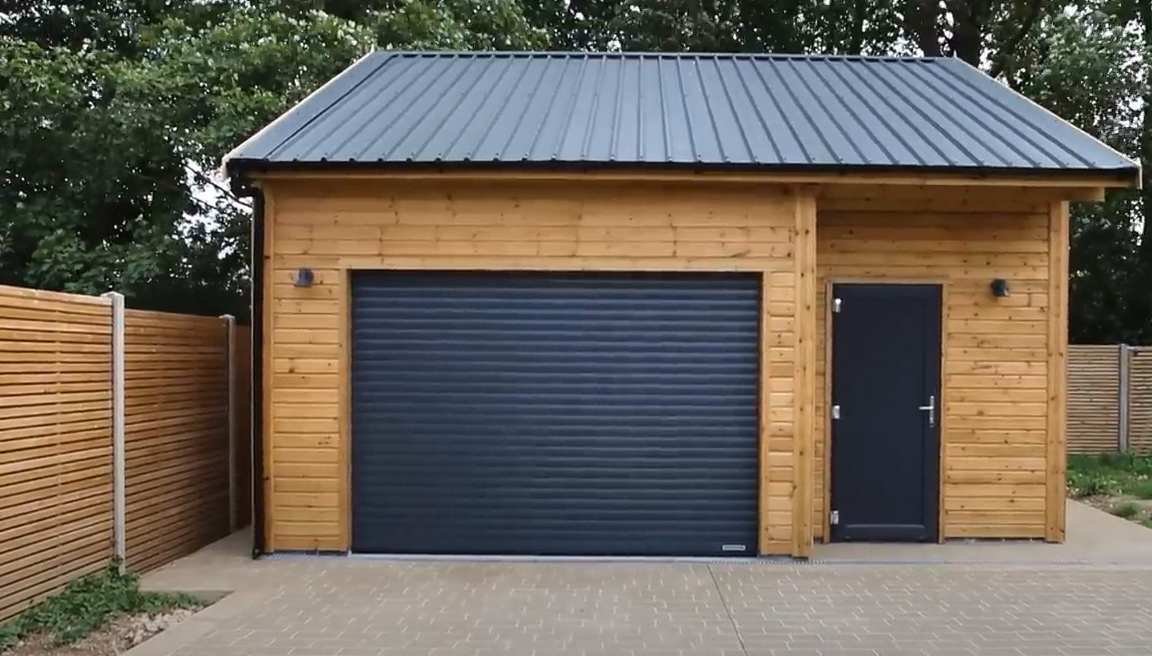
[0,285,250,622]
[1068,344,1152,454]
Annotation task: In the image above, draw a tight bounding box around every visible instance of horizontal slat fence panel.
[234,326,253,528]
[2,284,249,620]
[124,310,231,573]
[0,286,114,622]
[1067,345,1120,454]
[1129,348,1152,454]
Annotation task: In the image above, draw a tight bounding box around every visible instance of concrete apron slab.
[813,500,1152,565]
[139,501,1152,597]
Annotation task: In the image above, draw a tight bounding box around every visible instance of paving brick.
[131,531,1152,656]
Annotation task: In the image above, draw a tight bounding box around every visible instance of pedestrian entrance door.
[829,283,942,542]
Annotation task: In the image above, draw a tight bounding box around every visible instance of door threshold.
[344,553,780,564]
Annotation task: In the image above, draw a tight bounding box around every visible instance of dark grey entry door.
[829,283,942,542]
[350,271,760,557]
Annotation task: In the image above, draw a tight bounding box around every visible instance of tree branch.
[989,0,1044,78]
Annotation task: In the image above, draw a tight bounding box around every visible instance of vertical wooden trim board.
[821,280,834,544]
[792,192,817,558]
[338,270,352,550]
[937,284,949,544]
[1046,201,1070,542]
[758,272,772,555]
[262,188,276,553]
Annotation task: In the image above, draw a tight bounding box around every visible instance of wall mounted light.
[990,278,1010,298]
[293,267,315,288]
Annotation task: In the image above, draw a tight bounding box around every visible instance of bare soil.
[3,609,197,656]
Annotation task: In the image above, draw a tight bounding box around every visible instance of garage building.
[224,52,1139,558]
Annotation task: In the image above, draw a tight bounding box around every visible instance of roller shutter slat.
[350,271,760,557]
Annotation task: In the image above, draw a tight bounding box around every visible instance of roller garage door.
[350,271,760,557]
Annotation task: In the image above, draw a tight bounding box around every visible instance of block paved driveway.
[134,558,1152,656]
[133,504,1152,656]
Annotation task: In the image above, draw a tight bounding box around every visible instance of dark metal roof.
[224,51,1138,180]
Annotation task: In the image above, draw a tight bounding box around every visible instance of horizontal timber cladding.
[814,186,1057,541]
[262,178,805,555]
[124,310,230,572]
[0,286,113,623]
[350,271,760,557]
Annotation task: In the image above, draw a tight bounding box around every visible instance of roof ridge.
[378,50,944,63]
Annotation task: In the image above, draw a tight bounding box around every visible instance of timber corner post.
[792,188,818,558]
[102,291,127,570]
[1045,200,1070,543]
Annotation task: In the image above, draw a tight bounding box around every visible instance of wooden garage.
[224,52,1139,558]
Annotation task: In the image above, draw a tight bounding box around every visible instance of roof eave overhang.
[225,158,1141,192]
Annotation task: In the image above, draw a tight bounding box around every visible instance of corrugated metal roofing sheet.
[224,51,1138,178]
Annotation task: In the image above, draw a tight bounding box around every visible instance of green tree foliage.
[0,38,194,303]
[1009,6,1146,343]
[2,0,1151,341]
[0,0,543,320]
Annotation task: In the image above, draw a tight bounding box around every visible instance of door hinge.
[832,297,842,313]
[830,510,840,525]
[831,404,841,420]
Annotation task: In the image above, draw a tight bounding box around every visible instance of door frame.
[821,278,948,544]
[344,267,766,555]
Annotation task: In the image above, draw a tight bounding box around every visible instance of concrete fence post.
[1120,344,1132,452]
[102,292,126,570]
[221,314,237,532]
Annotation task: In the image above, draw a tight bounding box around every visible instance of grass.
[1066,452,1152,499]
[0,561,200,652]
[1112,501,1141,519]
[1130,479,1152,500]
[1068,452,1152,528]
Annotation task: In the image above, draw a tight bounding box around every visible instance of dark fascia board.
[227,158,1141,189]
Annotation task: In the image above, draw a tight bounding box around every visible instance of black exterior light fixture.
[990,278,1010,298]
[293,267,315,288]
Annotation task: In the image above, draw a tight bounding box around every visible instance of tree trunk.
[902,0,943,56]
[848,0,866,54]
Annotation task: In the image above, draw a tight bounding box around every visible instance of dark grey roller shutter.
[350,271,760,557]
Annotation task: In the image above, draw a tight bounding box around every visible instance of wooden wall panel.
[124,310,230,572]
[1066,345,1120,454]
[814,187,1054,541]
[1129,348,1152,454]
[0,286,113,622]
[264,179,804,555]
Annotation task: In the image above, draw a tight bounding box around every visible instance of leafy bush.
[0,561,199,651]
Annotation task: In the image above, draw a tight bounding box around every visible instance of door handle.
[918,395,936,428]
